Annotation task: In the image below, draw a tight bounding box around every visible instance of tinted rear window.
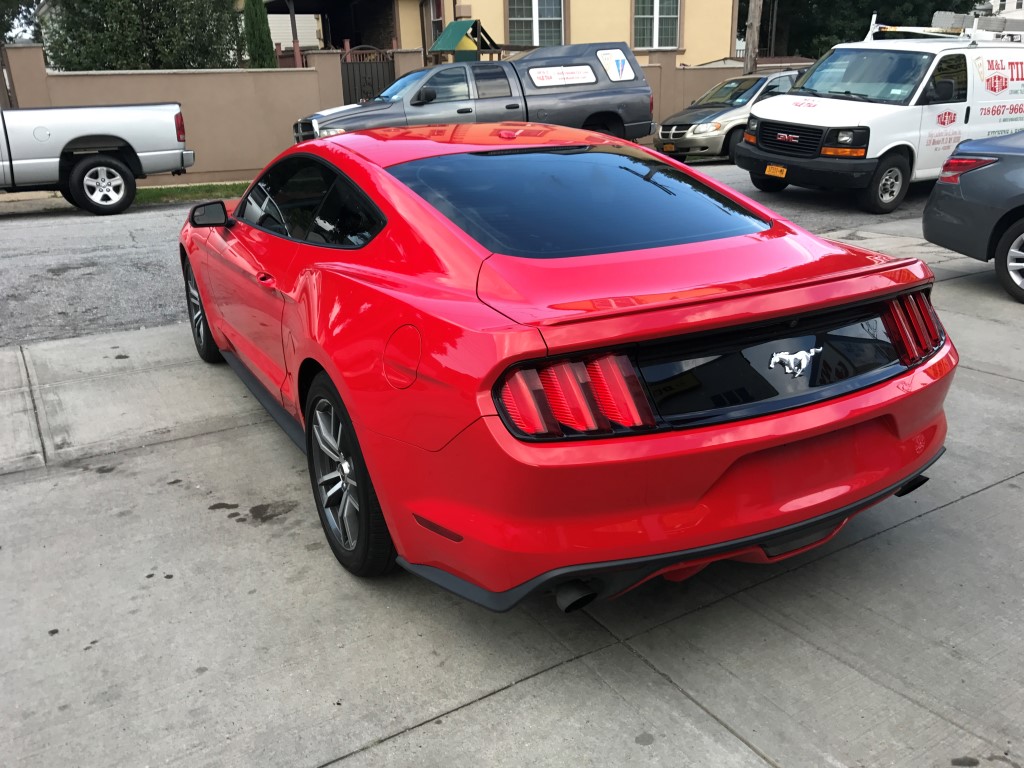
[387,146,768,258]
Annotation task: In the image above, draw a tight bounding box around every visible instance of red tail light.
[498,353,655,439]
[884,291,944,366]
[937,155,996,184]
[650,93,655,118]
[174,112,186,143]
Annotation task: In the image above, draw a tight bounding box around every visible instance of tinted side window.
[426,67,470,101]
[307,177,385,248]
[238,157,334,240]
[472,65,512,98]
[929,54,968,102]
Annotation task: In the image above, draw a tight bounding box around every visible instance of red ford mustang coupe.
[178,123,957,612]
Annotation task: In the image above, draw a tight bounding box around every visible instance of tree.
[738,0,978,59]
[1,0,38,43]
[42,0,242,71]
[243,0,277,69]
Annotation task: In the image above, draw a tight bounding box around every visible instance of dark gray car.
[923,131,1024,303]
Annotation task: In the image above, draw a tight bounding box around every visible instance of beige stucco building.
[393,0,738,67]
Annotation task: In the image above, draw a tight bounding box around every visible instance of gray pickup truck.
[0,102,195,215]
[294,43,652,142]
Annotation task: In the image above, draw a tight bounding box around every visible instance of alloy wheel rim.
[1008,234,1024,289]
[311,398,360,551]
[186,268,206,347]
[83,166,126,206]
[878,168,902,204]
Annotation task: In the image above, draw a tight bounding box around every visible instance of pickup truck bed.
[1,102,195,215]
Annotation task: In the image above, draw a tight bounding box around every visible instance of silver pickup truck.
[295,43,653,142]
[0,102,195,215]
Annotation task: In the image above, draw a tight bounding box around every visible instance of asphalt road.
[0,161,935,347]
[0,203,192,347]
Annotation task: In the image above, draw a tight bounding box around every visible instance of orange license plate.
[662,142,676,152]
[765,164,788,179]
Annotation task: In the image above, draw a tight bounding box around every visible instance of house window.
[634,0,679,49]
[431,0,444,42]
[509,0,563,47]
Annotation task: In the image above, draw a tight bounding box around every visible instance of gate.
[341,46,396,105]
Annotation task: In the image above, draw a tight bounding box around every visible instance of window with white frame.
[431,0,444,42]
[509,0,563,47]
[634,0,679,49]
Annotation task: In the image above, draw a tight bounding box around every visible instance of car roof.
[834,38,1024,54]
[302,122,628,168]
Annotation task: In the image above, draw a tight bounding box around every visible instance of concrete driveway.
[1,173,1022,767]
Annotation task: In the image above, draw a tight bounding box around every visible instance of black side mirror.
[924,78,955,104]
[413,86,437,106]
[189,200,231,228]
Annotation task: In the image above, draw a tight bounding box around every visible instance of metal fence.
[340,46,396,105]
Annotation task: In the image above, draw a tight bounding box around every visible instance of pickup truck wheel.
[857,152,909,214]
[582,118,625,138]
[994,219,1024,304]
[750,173,788,193]
[69,154,137,215]
[58,178,78,208]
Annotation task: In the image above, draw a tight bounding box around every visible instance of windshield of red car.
[386,145,769,258]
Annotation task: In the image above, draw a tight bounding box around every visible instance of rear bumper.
[139,148,196,175]
[364,339,958,610]
[922,182,994,262]
[624,120,654,140]
[735,142,878,189]
[399,448,944,611]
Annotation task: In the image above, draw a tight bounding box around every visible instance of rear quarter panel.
[277,159,546,453]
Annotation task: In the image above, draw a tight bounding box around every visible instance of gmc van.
[735,35,1024,212]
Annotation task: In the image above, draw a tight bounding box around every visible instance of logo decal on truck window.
[596,49,636,82]
[529,65,598,87]
[936,111,957,126]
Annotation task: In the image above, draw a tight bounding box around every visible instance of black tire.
[750,173,789,193]
[726,129,743,163]
[857,151,910,214]
[305,373,396,577]
[58,178,78,208]
[183,259,223,364]
[69,154,137,215]
[582,117,625,138]
[993,219,1024,304]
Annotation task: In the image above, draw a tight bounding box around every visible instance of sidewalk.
[0,324,267,476]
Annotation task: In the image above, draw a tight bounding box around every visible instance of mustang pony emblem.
[769,347,822,378]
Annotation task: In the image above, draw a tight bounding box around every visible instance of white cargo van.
[734,15,1024,212]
